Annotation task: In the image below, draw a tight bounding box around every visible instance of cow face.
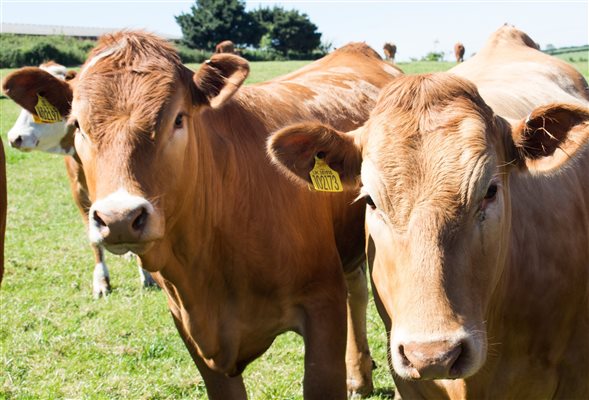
[2,66,75,154]
[269,73,589,381]
[68,32,248,261]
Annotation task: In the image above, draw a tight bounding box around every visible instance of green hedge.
[0,34,324,68]
[0,34,95,68]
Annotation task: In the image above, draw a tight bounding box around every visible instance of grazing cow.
[383,42,397,62]
[2,62,156,297]
[268,26,589,399]
[215,40,236,54]
[0,140,6,286]
[46,31,401,397]
[454,42,465,62]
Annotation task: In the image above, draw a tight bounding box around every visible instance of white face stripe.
[80,38,127,79]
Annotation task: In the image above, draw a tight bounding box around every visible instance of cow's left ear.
[268,122,362,190]
[193,53,249,109]
[511,103,589,173]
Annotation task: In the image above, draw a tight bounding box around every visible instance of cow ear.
[193,53,249,109]
[268,122,362,190]
[2,67,72,117]
[511,103,589,173]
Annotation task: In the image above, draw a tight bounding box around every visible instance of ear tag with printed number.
[309,154,343,192]
[33,94,62,124]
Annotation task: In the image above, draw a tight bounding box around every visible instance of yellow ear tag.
[33,94,62,124]
[309,155,343,192]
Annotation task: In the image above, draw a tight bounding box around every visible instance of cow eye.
[365,195,376,210]
[174,114,184,129]
[484,183,498,200]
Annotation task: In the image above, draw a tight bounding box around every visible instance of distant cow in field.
[2,62,156,297]
[41,31,401,397]
[454,42,465,62]
[269,24,589,399]
[0,140,6,287]
[383,42,397,62]
[215,40,236,54]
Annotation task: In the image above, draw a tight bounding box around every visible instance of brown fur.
[454,42,465,62]
[267,25,589,399]
[215,40,236,54]
[69,31,401,397]
[383,42,397,62]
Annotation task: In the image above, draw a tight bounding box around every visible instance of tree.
[176,0,263,50]
[251,6,322,56]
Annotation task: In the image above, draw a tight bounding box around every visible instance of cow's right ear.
[193,54,249,109]
[268,122,362,190]
[2,67,73,117]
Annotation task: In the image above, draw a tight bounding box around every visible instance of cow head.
[2,64,76,154]
[268,73,589,380]
[66,32,248,262]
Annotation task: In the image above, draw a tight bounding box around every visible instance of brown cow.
[383,42,397,62]
[269,26,589,399]
[215,40,235,54]
[454,42,465,62]
[2,63,156,297]
[43,31,401,397]
[0,139,6,286]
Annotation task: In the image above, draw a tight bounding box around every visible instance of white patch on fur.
[7,110,69,153]
[40,64,67,80]
[80,38,127,78]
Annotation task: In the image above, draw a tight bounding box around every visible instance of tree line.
[175,0,326,58]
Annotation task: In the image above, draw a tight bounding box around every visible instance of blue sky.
[1,1,587,62]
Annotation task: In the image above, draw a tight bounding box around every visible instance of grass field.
[0,56,587,399]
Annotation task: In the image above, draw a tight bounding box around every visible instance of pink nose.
[91,205,149,244]
[398,340,464,380]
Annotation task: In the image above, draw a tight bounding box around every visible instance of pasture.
[0,57,587,399]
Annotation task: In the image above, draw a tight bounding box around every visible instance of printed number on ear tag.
[33,94,62,124]
[309,155,343,192]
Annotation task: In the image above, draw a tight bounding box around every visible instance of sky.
[1,0,587,62]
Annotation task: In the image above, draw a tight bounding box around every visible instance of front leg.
[345,263,374,397]
[170,312,247,400]
[302,278,348,400]
[92,245,111,298]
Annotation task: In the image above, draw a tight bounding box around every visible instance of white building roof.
[1,22,180,40]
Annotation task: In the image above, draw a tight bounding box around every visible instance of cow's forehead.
[73,34,185,139]
[360,78,496,228]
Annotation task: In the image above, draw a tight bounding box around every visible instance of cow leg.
[345,263,374,397]
[92,245,111,298]
[170,312,247,399]
[302,283,348,400]
[137,265,158,288]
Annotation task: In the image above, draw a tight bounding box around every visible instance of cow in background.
[215,40,236,54]
[268,25,589,399]
[0,140,6,287]
[454,42,465,62]
[383,42,397,63]
[2,62,156,297]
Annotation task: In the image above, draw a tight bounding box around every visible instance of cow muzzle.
[88,189,164,255]
[392,331,484,380]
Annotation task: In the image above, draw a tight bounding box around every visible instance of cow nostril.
[132,207,148,232]
[93,211,107,228]
[10,136,23,148]
[398,344,412,367]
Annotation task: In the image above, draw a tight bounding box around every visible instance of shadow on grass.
[372,386,396,399]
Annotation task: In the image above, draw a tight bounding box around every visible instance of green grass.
[1,56,586,399]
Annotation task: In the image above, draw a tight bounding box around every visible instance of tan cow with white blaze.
[2,62,156,297]
[44,31,401,397]
[269,26,589,398]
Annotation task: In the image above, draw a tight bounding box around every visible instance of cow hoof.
[93,278,111,299]
[347,378,373,399]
